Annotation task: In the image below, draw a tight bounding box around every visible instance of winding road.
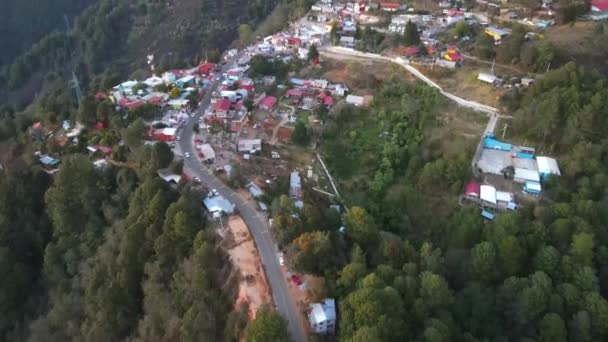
[178,56,307,342]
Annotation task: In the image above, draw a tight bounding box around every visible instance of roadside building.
[339,36,355,47]
[478,72,502,85]
[157,169,182,184]
[513,167,541,183]
[213,98,232,117]
[198,62,215,76]
[199,143,216,162]
[309,298,336,334]
[380,2,401,11]
[203,195,235,215]
[246,182,264,198]
[346,94,371,106]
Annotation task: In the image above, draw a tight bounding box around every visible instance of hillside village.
[13,0,608,340]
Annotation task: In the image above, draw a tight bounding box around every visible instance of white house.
[536,156,561,178]
[237,139,262,153]
[478,72,502,85]
[309,298,336,334]
[339,36,355,47]
[346,94,365,106]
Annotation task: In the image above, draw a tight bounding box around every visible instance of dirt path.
[270,105,293,145]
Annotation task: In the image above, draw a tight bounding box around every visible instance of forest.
[265,64,608,341]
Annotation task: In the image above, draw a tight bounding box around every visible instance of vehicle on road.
[212,188,219,196]
[193,177,201,183]
[177,136,181,141]
[291,275,302,286]
[279,256,285,266]
[185,152,191,158]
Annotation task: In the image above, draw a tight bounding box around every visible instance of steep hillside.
[0,0,98,66]
[0,0,280,109]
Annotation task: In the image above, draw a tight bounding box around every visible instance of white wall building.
[309,298,336,334]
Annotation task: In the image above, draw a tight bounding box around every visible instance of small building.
[590,0,608,20]
[259,96,277,110]
[339,36,355,47]
[309,298,336,334]
[478,72,502,85]
[290,171,302,199]
[199,143,216,162]
[524,180,542,195]
[152,127,177,142]
[484,26,509,42]
[176,75,196,88]
[246,182,264,198]
[346,95,365,106]
[237,139,262,153]
[480,185,497,205]
[536,156,561,179]
[40,155,60,168]
[157,169,182,184]
[481,210,496,221]
[514,167,541,183]
[465,180,481,197]
[213,98,232,117]
[380,2,401,11]
[203,195,235,215]
[198,62,215,76]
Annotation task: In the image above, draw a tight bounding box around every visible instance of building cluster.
[466,133,560,219]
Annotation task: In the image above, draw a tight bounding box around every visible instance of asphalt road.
[178,56,308,342]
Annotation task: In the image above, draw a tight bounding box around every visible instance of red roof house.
[240,84,255,93]
[259,96,277,110]
[380,2,400,11]
[198,62,216,76]
[403,46,420,56]
[444,52,464,62]
[32,121,43,130]
[285,89,303,98]
[323,96,334,107]
[592,0,608,11]
[213,98,232,116]
[465,181,481,197]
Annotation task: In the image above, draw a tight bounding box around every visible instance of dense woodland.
[266,65,608,341]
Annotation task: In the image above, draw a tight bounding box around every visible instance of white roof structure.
[525,181,542,192]
[536,156,561,177]
[246,182,264,198]
[496,191,513,203]
[144,76,164,87]
[203,196,235,214]
[514,168,540,182]
[167,99,189,107]
[480,185,497,204]
[199,144,216,161]
[346,95,365,106]
[157,169,181,183]
[162,127,177,136]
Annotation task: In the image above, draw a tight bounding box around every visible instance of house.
[144,75,164,88]
[285,89,304,99]
[403,46,420,56]
[157,169,182,184]
[309,298,336,334]
[152,127,177,142]
[213,98,232,117]
[226,70,242,81]
[480,185,497,205]
[289,171,302,199]
[464,180,481,198]
[259,96,277,110]
[199,144,216,162]
[484,26,509,42]
[346,94,365,106]
[536,156,560,179]
[237,139,262,152]
[524,180,542,195]
[435,59,457,69]
[203,195,235,215]
[39,155,60,168]
[246,182,264,198]
[263,76,276,85]
[198,62,216,76]
[481,210,496,220]
[380,2,401,11]
[513,167,541,183]
[590,0,608,20]
[339,36,355,47]
[521,77,535,87]
[478,72,502,85]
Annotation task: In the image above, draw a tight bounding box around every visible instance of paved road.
[178,56,308,342]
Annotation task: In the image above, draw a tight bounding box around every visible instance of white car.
[185,152,191,158]
[279,256,285,266]
[176,136,181,141]
[212,188,219,196]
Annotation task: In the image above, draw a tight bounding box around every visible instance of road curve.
[178,58,308,342]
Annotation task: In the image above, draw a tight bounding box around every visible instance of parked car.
[279,256,285,266]
[193,177,201,183]
[212,188,219,196]
[291,275,302,286]
[185,152,191,158]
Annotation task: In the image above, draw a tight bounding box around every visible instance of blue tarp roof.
[483,137,512,151]
[203,196,234,214]
[481,210,496,220]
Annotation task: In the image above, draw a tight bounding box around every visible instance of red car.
[291,275,302,286]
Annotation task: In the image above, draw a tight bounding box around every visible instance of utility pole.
[546,62,551,73]
[63,14,71,32]
[502,123,508,139]
[491,58,495,74]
